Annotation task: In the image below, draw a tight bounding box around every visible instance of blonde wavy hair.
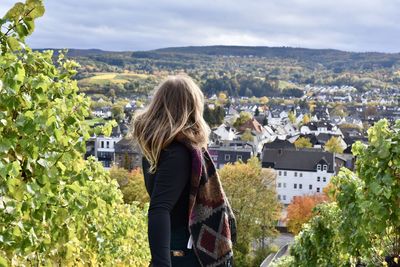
[131,75,210,173]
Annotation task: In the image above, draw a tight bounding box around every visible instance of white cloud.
[1,0,399,52]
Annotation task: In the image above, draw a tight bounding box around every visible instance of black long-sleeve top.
[142,140,191,267]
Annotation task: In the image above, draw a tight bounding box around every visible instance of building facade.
[262,148,335,205]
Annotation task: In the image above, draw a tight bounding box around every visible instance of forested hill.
[55,45,400,71]
[52,45,400,97]
[155,45,370,58]
[138,45,400,70]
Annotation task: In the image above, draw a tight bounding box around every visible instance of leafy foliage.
[110,166,149,206]
[218,158,281,266]
[276,119,400,266]
[285,194,328,234]
[294,137,312,149]
[233,111,252,128]
[0,1,150,265]
[203,104,225,127]
[325,136,345,153]
[240,128,254,142]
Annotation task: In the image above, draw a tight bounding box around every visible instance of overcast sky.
[1,0,400,52]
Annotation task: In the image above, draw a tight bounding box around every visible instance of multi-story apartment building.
[262,148,335,205]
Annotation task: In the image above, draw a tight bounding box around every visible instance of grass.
[79,72,153,85]
[86,117,106,126]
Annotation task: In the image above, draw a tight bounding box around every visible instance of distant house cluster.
[86,91,400,207]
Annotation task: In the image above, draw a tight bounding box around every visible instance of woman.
[131,75,235,267]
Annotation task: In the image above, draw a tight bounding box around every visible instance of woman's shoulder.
[162,140,191,157]
[141,140,191,164]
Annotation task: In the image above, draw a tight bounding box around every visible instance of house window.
[299,173,303,177]
[101,141,104,148]
[277,183,281,188]
[323,164,328,171]
[309,184,312,190]
[283,183,287,188]
[317,164,321,171]
[282,195,286,201]
[279,171,282,176]
[317,187,320,193]
[284,171,287,176]
[299,184,302,189]
[236,155,242,161]
[317,177,321,182]
[323,177,327,182]
[106,141,109,148]
[294,183,297,189]
[278,195,281,200]
[294,172,298,177]
[225,154,230,161]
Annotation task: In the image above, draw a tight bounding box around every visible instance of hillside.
[55,45,400,97]
[134,45,400,69]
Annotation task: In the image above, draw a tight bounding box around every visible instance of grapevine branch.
[0,7,35,42]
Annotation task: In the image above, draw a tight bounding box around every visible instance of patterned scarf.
[175,136,237,267]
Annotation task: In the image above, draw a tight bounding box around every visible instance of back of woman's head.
[131,75,210,173]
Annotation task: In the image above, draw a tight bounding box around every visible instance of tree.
[0,2,149,265]
[109,88,116,103]
[214,105,225,125]
[335,119,400,264]
[331,103,348,117]
[364,104,377,118]
[111,100,127,122]
[218,158,281,266]
[288,111,296,124]
[274,119,400,266]
[302,114,311,125]
[203,104,225,127]
[122,152,132,170]
[294,137,312,148]
[280,203,351,267]
[217,91,228,105]
[325,136,344,153]
[285,194,328,234]
[308,101,316,113]
[241,128,254,142]
[109,166,149,206]
[259,96,269,105]
[203,104,214,126]
[233,111,252,128]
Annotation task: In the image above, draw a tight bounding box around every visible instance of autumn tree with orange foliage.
[285,194,329,234]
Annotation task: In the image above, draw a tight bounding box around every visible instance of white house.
[94,136,123,168]
[213,124,239,141]
[300,121,342,136]
[262,148,336,205]
[92,109,112,118]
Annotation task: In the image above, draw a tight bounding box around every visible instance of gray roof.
[114,138,141,154]
[262,148,334,173]
[305,121,333,131]
[315,133,341,144]
[263,139,295,150]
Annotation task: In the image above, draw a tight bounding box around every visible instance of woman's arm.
[147,143,191,267]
